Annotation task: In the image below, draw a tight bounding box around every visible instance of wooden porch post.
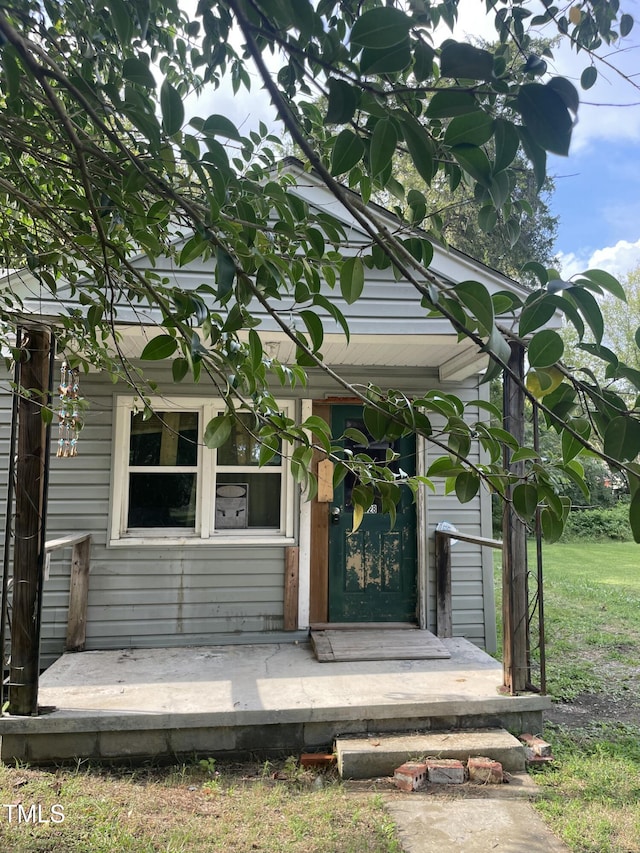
[9,327,51,715]
[502,342,528,694]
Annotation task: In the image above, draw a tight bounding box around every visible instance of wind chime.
[57,361,81,457]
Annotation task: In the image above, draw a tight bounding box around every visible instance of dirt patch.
[546,690,640,728]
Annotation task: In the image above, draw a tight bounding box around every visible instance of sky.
[453,0,640,282]
[188,0,640,284]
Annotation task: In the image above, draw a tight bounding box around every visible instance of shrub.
[561,502,632,542]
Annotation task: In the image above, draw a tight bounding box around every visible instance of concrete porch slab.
[0,638,551,764]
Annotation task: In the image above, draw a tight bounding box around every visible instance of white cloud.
[558,238,640,279]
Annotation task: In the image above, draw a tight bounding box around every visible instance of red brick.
[426,759,465,785]
[300,753,336,768]
[519,733,553,757]
[394,762,428,792]
[467,756,503,784]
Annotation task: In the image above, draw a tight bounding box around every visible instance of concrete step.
[336,728,525,779]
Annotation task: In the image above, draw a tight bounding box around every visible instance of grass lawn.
[497,541,640,853]
[0,758,401,853]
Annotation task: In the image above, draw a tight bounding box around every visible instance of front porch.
[0,637,550,764]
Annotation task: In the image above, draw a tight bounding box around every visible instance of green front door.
[328,406,418,623]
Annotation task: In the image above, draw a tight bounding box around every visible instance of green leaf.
[636,326,640,349]
[1,45,21,101]
[426,90,479,118]
[413,41,435,82]
[344,427,370,446]
[333,462,349,489]
[160,80,184,136]
[179,234,208,267]
[198,114,242,141]
[578,342,618,367]
[140,335,177,360]
[567,286,604,344]
[478,205,497,233]
[216,248,236,298]
[561,461,590,500]
[360,40,411,74]
[481,325,512,379]
[312,293,351,343]
[548,77,579,115]
[581,66,597,90]
[400,116,435,185]
[513,483,538,521]
[454,280,494,333]
[493,119,520,173]
[521,262,548,286]
[204,414,233,449]
[106,0,133,44]
[517,83,573,156]
[581,269,627,301]
[299,310,324,352]
[350,7,412,49]
[444,112,494,147]
[259,434,280,466]
[488,172,510,210]
[528,329,564,368]
[427,456,465,477]
[510,448,540,463]
[455,471,479,503]
[541,507,564,543]
[340,257,365,304]
[603,416,640,462]
[363,407,393,441]
[561,417,590,463]
[331,129,365,175]
[621,14,634,37]
[248,329,263,372]
[519,296,557,337]
[326,79,358,124]
[630,490,640,543]
[451,145,492,187]
[123,57,156,88]
[440,42,494,81]
[369,118,398,179]
[518,127,547,190]
[172,357,189,382]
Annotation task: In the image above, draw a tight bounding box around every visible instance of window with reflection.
[127,411,198,529]
[215,412,282,530]
[114,401,292,541]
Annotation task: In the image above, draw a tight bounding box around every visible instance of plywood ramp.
[310,627,451,662]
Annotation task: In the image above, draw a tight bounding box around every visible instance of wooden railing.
[435,529,502,638]
[45,533,92,652]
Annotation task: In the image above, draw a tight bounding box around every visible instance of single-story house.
[1,164,536,671]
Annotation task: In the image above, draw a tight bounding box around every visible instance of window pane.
[130,412,198,466]
[216,472,281,529]
[216,412,281,467]
[343,418,393,512]
[128,473,196,528]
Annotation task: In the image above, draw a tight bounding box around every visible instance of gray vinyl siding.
[35,370,294,667]
[421,377,497,650]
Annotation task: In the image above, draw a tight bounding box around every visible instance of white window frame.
[110,395,295,546]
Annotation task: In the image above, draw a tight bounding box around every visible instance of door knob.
[330,506,341,525]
